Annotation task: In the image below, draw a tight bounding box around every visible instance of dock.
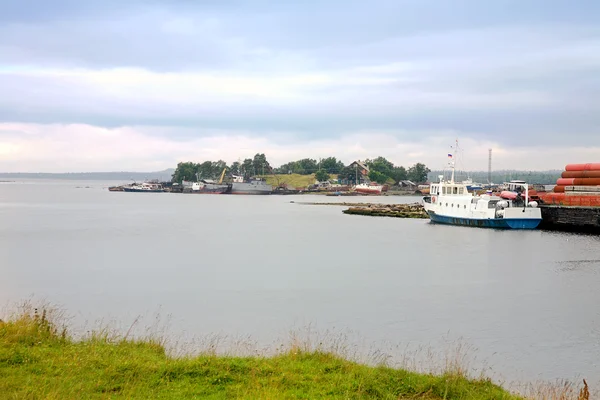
[539,205,600,233]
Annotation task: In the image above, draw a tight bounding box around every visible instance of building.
[348,160,370,176]
[345,160,370,184]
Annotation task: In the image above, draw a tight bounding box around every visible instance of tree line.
[428,170,562,185]
[171,154,431,185]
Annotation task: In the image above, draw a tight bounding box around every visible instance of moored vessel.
[422,142,542,229]
[353,182,383,195]
[123,182,165,193]
[182,168,231,194]
[230,175,272,195]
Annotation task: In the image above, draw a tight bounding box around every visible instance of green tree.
[171,162,198,183]
[407,163,431,183]
[368,170,389,184]
[276,161,294,174]
[252,153,271,176]
[390,166,408,184]
[367,156,394,178]
[319,157,345,173]
[230,161,241,175]
[197,161,214,179]
[241,158,254,179]
[275,158,318,175]
[339,165,360,184]
[297,158,318,174]
[315,169,330,182]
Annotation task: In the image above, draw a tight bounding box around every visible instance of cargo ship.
[230,175,272,195]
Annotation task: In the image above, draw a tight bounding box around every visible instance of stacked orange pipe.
[564,163,600,171]
[561,171,600,178]
[547,163,600,204]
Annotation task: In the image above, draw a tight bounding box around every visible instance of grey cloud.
[1,0,600,148]
[2,0,600,70]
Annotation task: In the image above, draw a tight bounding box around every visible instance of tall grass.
[0,302,591,399]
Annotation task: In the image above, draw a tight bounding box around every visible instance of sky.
[1,0,599,172]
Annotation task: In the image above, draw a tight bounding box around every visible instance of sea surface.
[1,179,599,391]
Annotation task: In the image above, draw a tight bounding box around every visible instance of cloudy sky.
[1,0,599,172]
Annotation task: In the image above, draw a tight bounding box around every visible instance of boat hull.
[354,188,382,195]
[354,183,383,195]
[123,188,165,193]
[427,211,541,229]
[230,182,272,195]
[188,184,231,194]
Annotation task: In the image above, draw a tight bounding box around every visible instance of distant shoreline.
[0,170,174,181]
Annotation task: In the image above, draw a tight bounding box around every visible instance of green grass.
[0,308,523,399]
[261,174,339,189]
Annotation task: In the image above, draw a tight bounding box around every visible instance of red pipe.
[561,171,600,178]
[556,178,600,186]
[542,192,600,207]
[565,163,600,172]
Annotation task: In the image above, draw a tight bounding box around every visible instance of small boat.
[422,143,542,229]
[353,182,383,195]
[123,182,165,193]
[462,178,483,191]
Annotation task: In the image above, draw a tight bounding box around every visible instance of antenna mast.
[450,139,458,183]
[488,148,492,184]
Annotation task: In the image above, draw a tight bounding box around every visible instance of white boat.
[353,182,383,194]
[422,145,542,229]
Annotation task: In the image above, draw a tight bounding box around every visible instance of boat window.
[464,205,466,209]
[442,187,446,194]
[453,187,458,194]
[488,200,499,209]
[459,187,464,194]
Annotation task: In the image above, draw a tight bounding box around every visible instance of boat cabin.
[430,183,470,196]
[504,180,528,192]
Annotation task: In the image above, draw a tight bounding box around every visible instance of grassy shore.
[261,173,339,188]
[0,307,527,399]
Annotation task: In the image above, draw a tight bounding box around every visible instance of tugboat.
[422,142,542,229]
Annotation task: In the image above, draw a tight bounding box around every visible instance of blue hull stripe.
[427,211,541,230]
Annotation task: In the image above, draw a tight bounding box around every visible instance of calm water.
[1,180,599,389]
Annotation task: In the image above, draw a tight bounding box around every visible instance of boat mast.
[450,139,458,184]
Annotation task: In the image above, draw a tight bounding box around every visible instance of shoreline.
[0,304,591,399]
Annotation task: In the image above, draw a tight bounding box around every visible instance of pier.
[539,205,600,233]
